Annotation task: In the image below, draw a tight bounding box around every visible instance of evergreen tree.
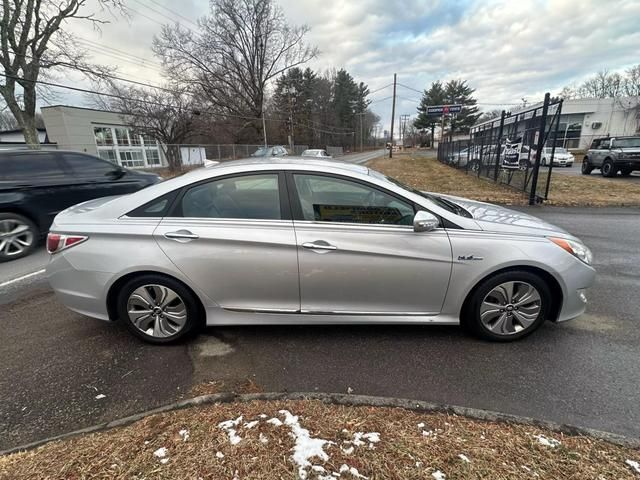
[414,81,446,146]
[444,80,480,137]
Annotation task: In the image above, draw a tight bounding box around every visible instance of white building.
[473,96,640,150]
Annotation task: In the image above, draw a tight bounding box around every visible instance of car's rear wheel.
[601,159,616,177]
[462,270,551,341]
[0,213,38,262]
[116,274,202,344]
[581,159,593,175]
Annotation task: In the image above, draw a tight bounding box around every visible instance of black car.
[0,150,162,262]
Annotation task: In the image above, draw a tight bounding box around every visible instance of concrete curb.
[2,391,639,456]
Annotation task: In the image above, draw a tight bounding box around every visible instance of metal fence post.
[544,99,563,199]
[493,111,506,180]
[529,93,550,205]
[217,145,221,160]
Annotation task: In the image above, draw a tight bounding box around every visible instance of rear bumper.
[46,253,112,321]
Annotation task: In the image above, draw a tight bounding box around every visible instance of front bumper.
[555,262,596,322]
[614,160,640,170]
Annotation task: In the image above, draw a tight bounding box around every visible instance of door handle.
[302,242,337,251]
[165,230,199,240]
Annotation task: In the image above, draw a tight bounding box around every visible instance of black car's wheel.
[116,274,203,344]
[0,212,38,262]
[581,159,593,175]
[541,157,547,166]
[462,270,551,342]
[620,168,633,176]
[601,159,616,177]
[468,160,480,173]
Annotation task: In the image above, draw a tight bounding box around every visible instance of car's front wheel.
[116,274,202,344]
[0,213,38,262]
[462,271,551,341]
[601,159,616,177]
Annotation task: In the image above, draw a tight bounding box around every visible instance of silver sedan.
[46,158,595,344]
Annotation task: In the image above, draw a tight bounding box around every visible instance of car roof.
[202,156,367,175]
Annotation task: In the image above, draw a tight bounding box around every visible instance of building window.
[98,150,117,163]
[94,127,113,146]
[145,149,161,166]
[130,132,142,145]
[119,150,145,168]
[115,127,129,146]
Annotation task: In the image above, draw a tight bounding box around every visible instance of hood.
[436,194,569,236]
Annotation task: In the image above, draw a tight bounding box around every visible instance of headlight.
[549,237,593,265]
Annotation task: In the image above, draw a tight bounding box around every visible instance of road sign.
[427,104,463,115]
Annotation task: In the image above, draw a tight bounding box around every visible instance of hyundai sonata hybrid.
[46,158,595,344]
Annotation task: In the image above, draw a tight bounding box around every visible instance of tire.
[461,270,551,342]
[581,159,593,175]
[116,273,203,344]
[601,159,616,177]
[0,212,38,262]
[541,157,547,167]
[468,160,480,173]
[620,168,632,176]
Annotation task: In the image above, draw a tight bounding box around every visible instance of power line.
[368,83,393,95]
[130,0,198,32]
[0,72,355,134]
[369,95,393,104]
[141,0,199,27]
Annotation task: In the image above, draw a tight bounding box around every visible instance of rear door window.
[0,152,66,180]
[62,153,119,178]
[179,173,282,220]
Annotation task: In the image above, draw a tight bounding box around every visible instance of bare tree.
[624,65,640,97]
[0,0,122,146]
[0,109,18,130]
[95,83,201,172]
[153,0,318,142]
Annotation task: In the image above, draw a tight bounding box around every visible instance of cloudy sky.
[59,0,640,132]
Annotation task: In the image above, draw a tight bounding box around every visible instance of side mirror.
[413,211,439,232]
[107,166,126,179]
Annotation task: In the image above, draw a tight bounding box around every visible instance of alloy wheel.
[479,281,542,336]
[0,219,34,257]
[127,284,187,338]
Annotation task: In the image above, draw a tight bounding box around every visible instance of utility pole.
[389,73,397,158]
[262,114,268,147]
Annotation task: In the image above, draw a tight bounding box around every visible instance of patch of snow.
[337,465,367,479]
[416,461,423,468]
[95,394,106,400]
[143,441,149,445]
[351,432,380,448]
[219,416,243,445]
[445,422,451,426]
[179,429,189,442]
[259,433,268,444]
[215,451,224,459]
[160,458,169,464]
[341,445,354,455]
[417,422,425,429]
[347,387,354,394]
[312,465,327,473]
[422,430,434,437]
[626,460,640,474]
[153,447,168,458]
[259,414,267,418]
[267,417,283,427]
[278,410,335,480]
[432,471,446,480]
[458,454,470,463]
[244,420,259,429]
[534,434,561,448]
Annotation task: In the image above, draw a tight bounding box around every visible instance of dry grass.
[367,153,640,207]
[367,153,528,206]
[1,399,639,480]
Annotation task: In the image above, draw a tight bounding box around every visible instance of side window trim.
[284,170,417,226]
[167,171,292,221]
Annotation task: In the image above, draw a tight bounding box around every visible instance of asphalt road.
[2,207,640,451]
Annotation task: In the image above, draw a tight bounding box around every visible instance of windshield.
[370,170,472,218]
[613,138,640,148]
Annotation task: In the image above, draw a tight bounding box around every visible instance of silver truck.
[582,136,640,177]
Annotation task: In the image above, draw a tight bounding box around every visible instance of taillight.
[47,233,88,254]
